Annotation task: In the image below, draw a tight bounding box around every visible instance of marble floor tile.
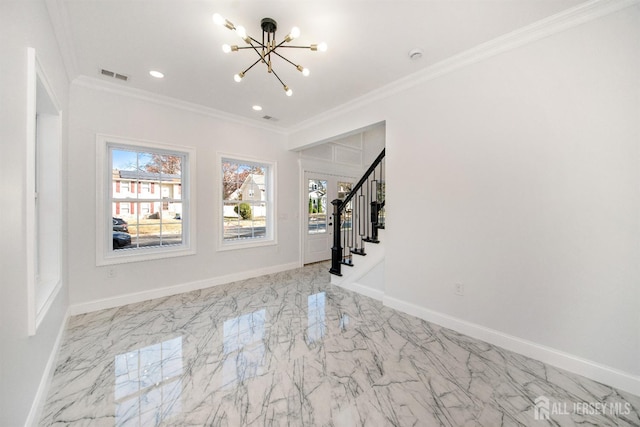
[40,262,640,426]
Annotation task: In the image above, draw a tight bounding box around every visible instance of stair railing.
[330,148,385,276]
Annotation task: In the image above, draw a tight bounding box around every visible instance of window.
[220,156,275,248]
[26,49,63,335]
[96,135,196,265]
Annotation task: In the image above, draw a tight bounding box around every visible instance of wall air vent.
[100,68,129,82]
[262,115,279,121]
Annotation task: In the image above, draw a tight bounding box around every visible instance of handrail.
[338,148,385,210]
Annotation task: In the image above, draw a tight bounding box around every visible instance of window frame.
[25,48,63,336]
[217,153,277,251]
[96,134,196,265]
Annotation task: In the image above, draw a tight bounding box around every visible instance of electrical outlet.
[107,267,117,278]
[455,283,464,296]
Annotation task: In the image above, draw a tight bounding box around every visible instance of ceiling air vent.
[100,68,129,82]
[262,115,279,122]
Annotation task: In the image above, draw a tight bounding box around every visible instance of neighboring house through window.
[221,156,275,248]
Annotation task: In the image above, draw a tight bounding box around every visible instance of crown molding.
[51,0,638,136]
[46,0,285,134]
[45,0,78,82]
[290,0,640,134]
[72,76,288,134]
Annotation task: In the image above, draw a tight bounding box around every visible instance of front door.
[304,172,354,264]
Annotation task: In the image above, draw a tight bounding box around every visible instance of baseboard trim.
[69,262,300,315]
[24,307,70,427]
[335,281,385,302]
[383,296,640,397]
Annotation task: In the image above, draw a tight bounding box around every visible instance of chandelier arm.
[241,57,264,75]
[269,67,287,88]
[245,41,267,60]
[273,39,291,50]
[238,44,272,65]
[271,50,301,68]
[263,41,310,57]
[274,45,314,49]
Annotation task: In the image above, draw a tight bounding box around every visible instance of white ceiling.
[53,0,587,130]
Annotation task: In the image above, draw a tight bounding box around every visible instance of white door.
[304,172,355,264]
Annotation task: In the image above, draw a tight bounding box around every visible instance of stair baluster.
[330,148,385,276]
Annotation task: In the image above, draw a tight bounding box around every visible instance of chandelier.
[213,13,327,96]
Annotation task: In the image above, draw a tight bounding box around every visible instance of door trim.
[301,168,358,265]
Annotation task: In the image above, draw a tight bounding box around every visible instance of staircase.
[329,148,385,296]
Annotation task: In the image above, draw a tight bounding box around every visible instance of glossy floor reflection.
[41,262,640,426]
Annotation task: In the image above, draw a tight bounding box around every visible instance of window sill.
[97,245,196,266]
[217,238,277,252]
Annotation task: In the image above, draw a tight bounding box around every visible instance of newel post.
[329,198,342,276]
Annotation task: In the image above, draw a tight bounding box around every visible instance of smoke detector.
[408,48,423,61]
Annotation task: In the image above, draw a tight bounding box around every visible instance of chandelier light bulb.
[234,73,244,82]
[284,86,293,96]
[297,65,310,76]
[222,44,232,53]
[213,13,235,30]
[212,13,225,26]
[285,26,301,43]
[318,42,328,52]
[235,26,247,39]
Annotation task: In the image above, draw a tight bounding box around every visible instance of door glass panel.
[337,181,353,231]
[337,181,352,201]
[308,179,327,234]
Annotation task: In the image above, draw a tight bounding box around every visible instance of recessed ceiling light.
[252,105,263,111]
[149,70,165,78]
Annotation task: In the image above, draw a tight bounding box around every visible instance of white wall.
[290,5,640,392]
[362,123,386,167]
[0,1,70,426]
[298,123,385,171]
[67,83,300,307]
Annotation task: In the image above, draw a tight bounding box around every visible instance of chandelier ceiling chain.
[213,13,327,96]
